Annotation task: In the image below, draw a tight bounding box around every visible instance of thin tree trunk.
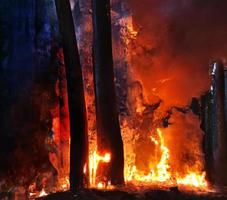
[200,92,214,183]
[211,61,227,186]
[92,0,124,185]
[55,0,88,191]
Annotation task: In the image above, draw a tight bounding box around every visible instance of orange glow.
[97,182,104,189]
[117,16,209,191]
[38,188,48,197]
[177,172,207,188]
[123,128,208,189]
[125,128,170,183]
[89,151,111,188]
[46,9,210,194]
[58,177,70,191]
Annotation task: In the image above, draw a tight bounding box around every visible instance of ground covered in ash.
[37,188,227,200]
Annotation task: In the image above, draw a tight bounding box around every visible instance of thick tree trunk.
[55,0,88,191]
[92,0,124,185]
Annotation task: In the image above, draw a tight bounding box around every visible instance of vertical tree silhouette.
[55,0,88,191]
[92,0,124,185]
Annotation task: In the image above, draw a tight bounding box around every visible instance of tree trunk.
[200,92,215,183]
[210,61,227,186]
[55,0,88,191]
[92,0,124,185]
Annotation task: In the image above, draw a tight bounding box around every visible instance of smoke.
[163,110,204,175]
[129,0,227,108]
[122,0,227,178]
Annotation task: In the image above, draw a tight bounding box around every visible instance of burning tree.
[55,0,89,192]
[92,0,125,185]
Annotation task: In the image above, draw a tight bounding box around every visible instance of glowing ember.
[97,182,104,189]
[89,151,111,188]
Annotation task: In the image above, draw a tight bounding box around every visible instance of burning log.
[210,61,227,186]
[92,0,125,185]
[54,0,88,191]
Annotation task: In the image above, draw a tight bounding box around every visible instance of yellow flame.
[177,172,207,188]
[153,128,171,182]
[97,182,104,189]
[39,188,48,197]
[58,177,70,191]
[124,128,208,189]
[125,128,170,183]
[89,151,111,188]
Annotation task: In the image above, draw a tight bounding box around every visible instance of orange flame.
[89,151,111,188]
[177,172,207,188]
[125,128,170,183]
[124,128,208,189]
[38,188,48,197]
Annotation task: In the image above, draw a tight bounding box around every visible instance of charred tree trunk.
[210,61,227,186]
[55,0,88,191]
[92,0,124,185]
[201,92,215,183]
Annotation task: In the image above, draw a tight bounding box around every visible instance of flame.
[177,172,207,188]
[39,188,48,197]
[58,177,70,191]
[97,182,104,189]
[124,128,208,189]
[125,128,170,183]
[89,151,111,188]
[47,10,209,193]
[151,128,171,182]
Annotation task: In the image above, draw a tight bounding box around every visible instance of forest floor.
[37,187,227,200]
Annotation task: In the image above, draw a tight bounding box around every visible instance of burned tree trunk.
[210,61,227,186]
[92,0,124,185]
[200,92,215,183]
[55,0,88,191]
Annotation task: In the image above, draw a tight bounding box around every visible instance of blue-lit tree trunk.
[92,0,125,185]
[55,0,88,191]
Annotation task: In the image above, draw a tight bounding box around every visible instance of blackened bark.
[200,92,215,183]
[55,0,88,191]
[92,0,124,185]
[211,61,227,186]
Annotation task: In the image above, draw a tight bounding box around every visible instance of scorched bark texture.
[54,0,88,191]
[210,61,227,186]
[92,0,125,185]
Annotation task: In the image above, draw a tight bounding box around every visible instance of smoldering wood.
[54,0,88,191]
[92,0,124,185]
